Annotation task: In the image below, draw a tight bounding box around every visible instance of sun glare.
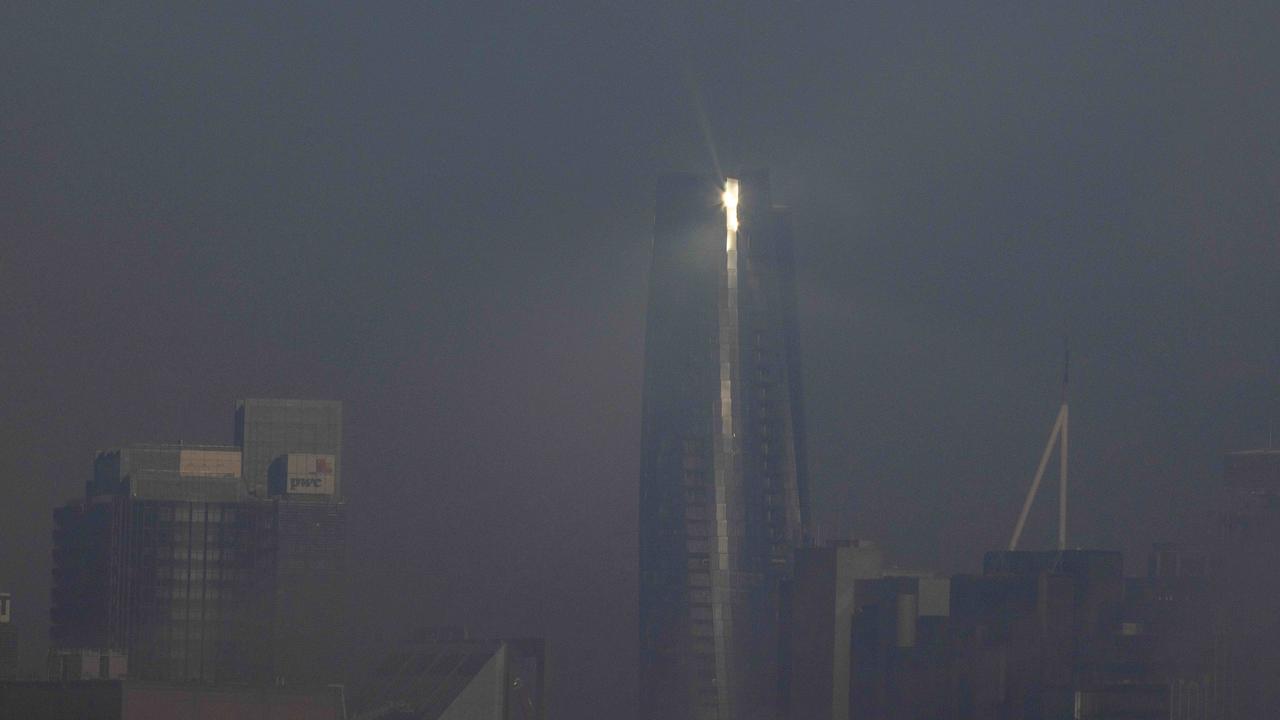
[723,178,740,234]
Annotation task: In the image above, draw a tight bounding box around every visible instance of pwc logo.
[290,476,326,491]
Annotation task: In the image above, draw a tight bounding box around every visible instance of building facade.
[847,574,955,720]
[237,398,343,500]
[49,400,346,685]
[237,399,346,683]
[781,541,886,720]
[780,541,955,720]
[0,593,15,680]
[777,544,1216,720]
[51,444,278,682]
[1216,449,1280,719]
[639,171,809,720]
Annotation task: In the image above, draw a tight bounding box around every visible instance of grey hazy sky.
[3,3,1278,718]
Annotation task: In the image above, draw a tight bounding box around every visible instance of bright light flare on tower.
[721,178,742,229]
[722,179,740,233]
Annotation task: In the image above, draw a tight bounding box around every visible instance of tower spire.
[1062,338,1070,398]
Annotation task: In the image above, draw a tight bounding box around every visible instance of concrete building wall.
[784,541,883,720]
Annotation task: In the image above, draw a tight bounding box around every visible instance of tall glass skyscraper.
[639,171,809,720]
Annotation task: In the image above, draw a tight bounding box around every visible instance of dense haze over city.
[3,4,1279,719]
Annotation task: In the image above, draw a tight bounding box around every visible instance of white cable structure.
[1009,346,1071,551]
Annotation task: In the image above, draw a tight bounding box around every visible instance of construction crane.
[1008,343,1070,551]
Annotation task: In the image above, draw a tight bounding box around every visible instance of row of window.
[156,587,224,601]
[151,547,230,561]
[147,506,241,523]
[155,568,246,582]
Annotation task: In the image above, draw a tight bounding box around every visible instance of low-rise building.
[0,679,345,720]
[350,627,545,720]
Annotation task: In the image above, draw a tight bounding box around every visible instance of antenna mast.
[1008,342,1071,551]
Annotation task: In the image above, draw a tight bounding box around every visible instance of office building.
[237,399,347,684]
[781,541,954,720]
[778,544,1216,719]
[52,443,275,682]
[237,398,343,500]
[847,574,955,720]
[952,550,1129,720]
[1118,544,1216,718]
[0,593,15,680]
[960,548,1218,720]
[1216,449,1280,719]
[639,171,809,720]
[781,540,885,720]
[47,648,128,682]
[48,399,346,685]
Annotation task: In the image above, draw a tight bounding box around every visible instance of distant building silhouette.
[0,593,15,680]
[1216,449,1280,719]
[639,171,809,720]
[238,399,347,683]
[349,627,545,720]
[779,545,1216,720]
[781,540,886,720]
[48,399,345,685]
[0,679,345,719]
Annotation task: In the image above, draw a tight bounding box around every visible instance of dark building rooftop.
[350,630,545,720]
[0,680,346,720]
